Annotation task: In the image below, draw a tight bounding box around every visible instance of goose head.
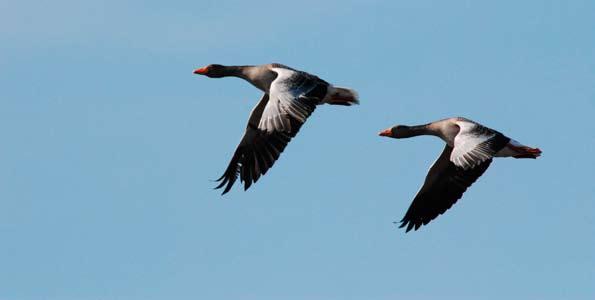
[193,64,228,78]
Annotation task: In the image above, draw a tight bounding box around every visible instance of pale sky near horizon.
[1,1,594,299]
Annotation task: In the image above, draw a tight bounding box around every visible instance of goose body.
[194,63,359,194]
[379,117,541,232]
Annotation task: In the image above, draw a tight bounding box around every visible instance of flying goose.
[379,117,541,232]
[194,63,359,194]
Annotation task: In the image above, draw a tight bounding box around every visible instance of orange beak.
[193,67,208,75]
[378,128,392,137]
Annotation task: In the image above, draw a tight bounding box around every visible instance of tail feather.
[327,86,359,105]
[513,147,542,159]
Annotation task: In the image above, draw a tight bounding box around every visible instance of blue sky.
[1,1,594,299]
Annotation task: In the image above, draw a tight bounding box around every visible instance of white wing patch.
[257,97,292,133]
[450,120,496,169]
[258,67,319,133]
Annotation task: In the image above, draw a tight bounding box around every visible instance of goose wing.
[450,118,509,169]
[215,68,328,194]
[399,145,492,232]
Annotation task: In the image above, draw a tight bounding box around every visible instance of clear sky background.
[1,1,594,299]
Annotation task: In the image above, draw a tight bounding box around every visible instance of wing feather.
[215,68,328,194]
[451,119,510,169]
[399,145,492,232]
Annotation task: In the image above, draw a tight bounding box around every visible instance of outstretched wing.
[450,119,510,169]
[215,68,328,194]
[399,145,492,232]
[258,66,327,133]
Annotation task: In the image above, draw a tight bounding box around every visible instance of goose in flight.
[379,117,541,232]
[194,63,359,194]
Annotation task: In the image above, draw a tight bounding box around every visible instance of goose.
[379,117,541,232]
[194,63,359,194]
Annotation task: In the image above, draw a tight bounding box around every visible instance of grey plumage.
[379,117,539,232]
[194,63,359,194]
